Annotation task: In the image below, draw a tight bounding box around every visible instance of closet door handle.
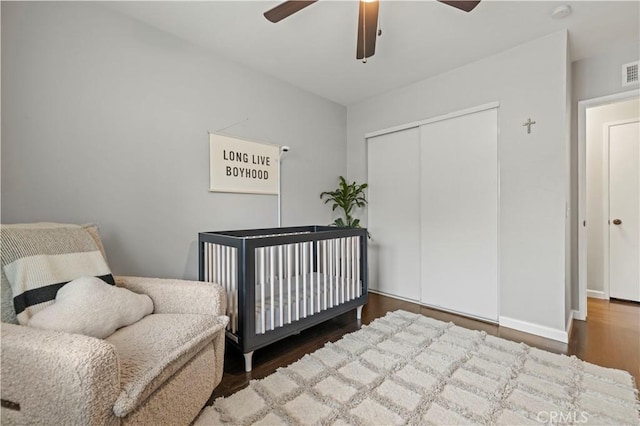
[612,219,622,225]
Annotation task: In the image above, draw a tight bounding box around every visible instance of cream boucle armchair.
[1,223,228,425]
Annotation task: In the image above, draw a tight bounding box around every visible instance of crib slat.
[331,239,336,308]
[308,241,312,317]
[343,238,347,303]
[205,243,210,281]
[216,244,221,292]
[336,238,340,306]
[336,238,340,304]
[346,237,353,300]
[295,243,300,321]
[354,236,358,299]
[204,243,209,282]
[226,247,230,320]
[278,245,283,328]
[327,239,332,308]
[231,247,237,333]
[339,238,342,303]
[302,242,308,318]
[339,238,343,304]
[308,242,312,316]
[323,240,327,310]
[270,246,275,332]
[350,237,355,300]
[210,243,214,283]
[346,237,351,302]
[351,237,355,300]
[287,244,292,325]
[346,237,350,302]
[210,243,214,282]
[344,238,348,302]
[213,243,217,285]
[260,247,266,334]
[356,236,361,297]
[315,241,319,312]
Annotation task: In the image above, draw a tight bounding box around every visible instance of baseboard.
[372,289,569,343]
[587,289,608,300]
[499,316,569,343]
[369,289,498,325]
[368,288,419,304]
[566,310,576,340]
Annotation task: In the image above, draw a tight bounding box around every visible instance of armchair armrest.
[115,276,226,317]
[1,322,120,426]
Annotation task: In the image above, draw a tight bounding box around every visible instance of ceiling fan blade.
[264,1,318,23]
[438,1,481,12]
[356,0,379,60]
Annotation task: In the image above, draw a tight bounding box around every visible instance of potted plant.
[320,176,368,228]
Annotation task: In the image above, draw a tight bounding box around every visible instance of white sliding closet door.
[368,128,421,300]
[420,107,498,321]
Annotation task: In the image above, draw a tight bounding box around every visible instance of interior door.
[420,107,498,321]
[367,128,421,301]
[608,119,640,302]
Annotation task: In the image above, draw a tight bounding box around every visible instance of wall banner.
[209,133,279,195]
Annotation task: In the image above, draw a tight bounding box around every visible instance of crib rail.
[199,226,368,354]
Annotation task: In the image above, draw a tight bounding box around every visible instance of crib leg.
[356,305,363,321]
[243,351,254,373]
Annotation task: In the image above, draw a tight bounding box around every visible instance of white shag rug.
[196,310,639,425]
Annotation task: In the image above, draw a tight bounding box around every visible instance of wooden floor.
[209,293,639,402]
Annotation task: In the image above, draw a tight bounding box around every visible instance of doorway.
[578,91,640,319]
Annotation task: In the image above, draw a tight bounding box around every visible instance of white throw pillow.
[28,276,154,339]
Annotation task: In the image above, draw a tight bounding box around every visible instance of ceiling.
[104,1,640,106]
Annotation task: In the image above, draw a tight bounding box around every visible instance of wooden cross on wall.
[523,118,536,134]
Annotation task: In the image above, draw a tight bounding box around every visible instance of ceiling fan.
[264,0,481,62]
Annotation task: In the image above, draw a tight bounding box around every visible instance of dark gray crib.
[199,226,368,372]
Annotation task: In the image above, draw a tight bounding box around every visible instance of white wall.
[573,42,640,102]
[1,2,347,280]
[586,99,640,296]
[347,31,570,337]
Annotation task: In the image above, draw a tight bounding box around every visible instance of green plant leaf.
[320,176,369,229]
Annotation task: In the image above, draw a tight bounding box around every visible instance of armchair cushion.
[28,276,153,339]
[106,313,228,417]
[1,223,114,325]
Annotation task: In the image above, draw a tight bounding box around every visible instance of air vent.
[622,61,639,86]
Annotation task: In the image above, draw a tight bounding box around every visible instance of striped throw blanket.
[1,223,114,325]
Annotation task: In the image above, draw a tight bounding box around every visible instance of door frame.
[602,118,640,300]
[577,90,639,320]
